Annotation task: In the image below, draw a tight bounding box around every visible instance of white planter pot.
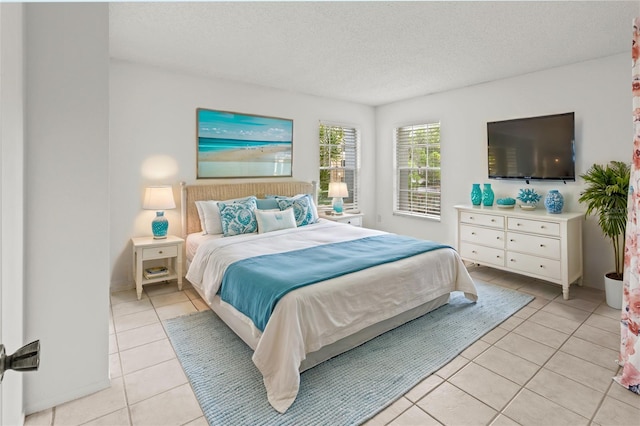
[604,274,623,309]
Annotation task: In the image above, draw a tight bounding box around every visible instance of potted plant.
[578,161,631,308]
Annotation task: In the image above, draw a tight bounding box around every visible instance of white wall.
[375,53,631,289]
[0,3,25,425]
[109,60,376,290]
[24,4,110,413]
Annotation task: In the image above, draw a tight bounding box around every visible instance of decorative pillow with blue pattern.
[217,197,258,237]
[196,196,254,235]
[276,194,318,227]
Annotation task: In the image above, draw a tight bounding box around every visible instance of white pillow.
[255,208,297,234]
[196,196,254,234]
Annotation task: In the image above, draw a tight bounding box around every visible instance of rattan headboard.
[180,181,316,237]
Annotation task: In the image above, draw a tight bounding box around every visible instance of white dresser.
[454,205,583,300]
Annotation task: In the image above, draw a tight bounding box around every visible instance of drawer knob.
[539,265,544,268]
[158,250,163,254]
[540,244,545,248]
[496,255,500,258]
[510,259,515,262]
[516,223,521,226]
[471,232,476,235]
[472,250,477,254]
[469,216,474,219]
[510,239,514,242]
[540,226,545,229]
[491,219,495,222]
[496,236,500,240]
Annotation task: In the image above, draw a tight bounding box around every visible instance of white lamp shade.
[328,182,348,198]
[143,186,176,210]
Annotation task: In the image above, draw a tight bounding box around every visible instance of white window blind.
[319,123,359,211]
[394,122,441,218]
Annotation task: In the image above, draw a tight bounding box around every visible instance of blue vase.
[482,183,494,206]
[470,183,482,206]
[544,190,564,214]
[152,211,169,238]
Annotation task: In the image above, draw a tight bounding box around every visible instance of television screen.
[487,112,575,181]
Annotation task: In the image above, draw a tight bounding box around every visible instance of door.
[0,3,26,424]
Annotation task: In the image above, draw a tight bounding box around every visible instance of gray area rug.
[164,281,533,425]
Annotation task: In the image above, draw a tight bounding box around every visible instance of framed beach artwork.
[196,108,293,178]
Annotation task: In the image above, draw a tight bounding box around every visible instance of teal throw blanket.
[219,234,450,331]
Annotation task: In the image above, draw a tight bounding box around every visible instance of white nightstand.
[131,235,184,300]
[319,211,364,227]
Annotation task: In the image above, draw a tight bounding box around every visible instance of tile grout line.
[118,287,202,425]
[408,269,617,425]
[109,273,620,426]
[383,274,548,425]
[404,313,526,423]
[408,273,614,425]
[496,295,614,424]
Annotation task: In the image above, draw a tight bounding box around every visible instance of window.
[394,122,441,218]
[318,123,359,210]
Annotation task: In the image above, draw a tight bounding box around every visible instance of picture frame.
[196,108,293,178]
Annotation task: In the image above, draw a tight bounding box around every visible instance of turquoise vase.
[470,184,482,206]
[544,190,564,214]
[482,183,494,206]
[152,211,169,239]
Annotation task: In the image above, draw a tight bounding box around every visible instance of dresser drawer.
[460,212,504,229]
[142,245,178,260]
[460,242,505,267]
[507,251,561,280]
[506,232,560,258]
[460,225,504,249]
[507,217,560,236]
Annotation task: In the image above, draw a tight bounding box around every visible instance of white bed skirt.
[192,287,450,372]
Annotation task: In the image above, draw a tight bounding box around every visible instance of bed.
[180,181,478,413]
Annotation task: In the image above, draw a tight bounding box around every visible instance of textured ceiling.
[110,1,639,106]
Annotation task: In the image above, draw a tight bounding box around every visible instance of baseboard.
[110,278,135,293]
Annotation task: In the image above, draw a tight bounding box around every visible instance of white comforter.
[186,220,477,413]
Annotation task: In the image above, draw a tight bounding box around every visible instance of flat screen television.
[487,112,575,182]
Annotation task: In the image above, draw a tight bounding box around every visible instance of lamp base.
[332,197,344,215]
[152,211,169,239]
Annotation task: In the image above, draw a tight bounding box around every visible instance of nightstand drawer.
[142,245,178,260]
[340,216,362,226]
[319,212,364,227]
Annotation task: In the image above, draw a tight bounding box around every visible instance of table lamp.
[328,182,348,215]
[143,185,176,239]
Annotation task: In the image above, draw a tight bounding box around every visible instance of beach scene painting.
[197,108,293,178]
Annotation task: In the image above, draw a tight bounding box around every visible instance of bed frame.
[180,180,316,238]
[179,180,450,372]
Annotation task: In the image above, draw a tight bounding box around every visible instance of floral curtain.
[617,17,640,395]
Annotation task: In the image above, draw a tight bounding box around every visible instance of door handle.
[0,340,40,383]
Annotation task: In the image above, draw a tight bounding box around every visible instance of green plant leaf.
[579,161,630,276]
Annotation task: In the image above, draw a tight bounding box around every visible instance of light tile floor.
[25,266,640,425]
